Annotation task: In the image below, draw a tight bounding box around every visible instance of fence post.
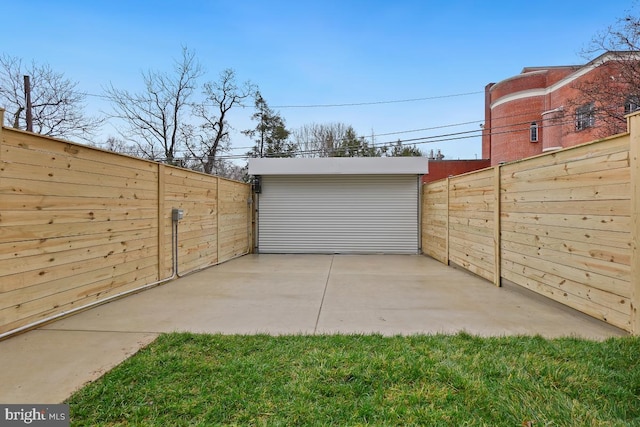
[0,108,4,157]
[446,176,450,265]
[629,112,640,335]
[157,164,166,279]
[216,176,221,264]
[494,164,502,287]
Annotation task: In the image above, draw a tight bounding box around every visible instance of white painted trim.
[542,146,562,152]
[490,52,639,110]
[248,157,428,175]
[491,89,546,109]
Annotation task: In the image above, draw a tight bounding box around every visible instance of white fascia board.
[248,157,428,175]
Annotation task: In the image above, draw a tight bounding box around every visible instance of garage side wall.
[0,123,251,337]
[422,116,637,333]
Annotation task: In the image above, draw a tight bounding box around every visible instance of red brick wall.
[422,159,491,183]
[544,67,578,85]
[490,96,544,164]
[485,60,632,166]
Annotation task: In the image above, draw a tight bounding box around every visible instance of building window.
[575,103,595,131]
[530,122,538,142]
[624,95,640,114]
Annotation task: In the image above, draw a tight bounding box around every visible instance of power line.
[170,116,578,161]
[86,90,592,161]
[90,106,567,159]
[78,89,484,106]
[270,91,484,108]
[79,87,550,152]
[216,115,585,161]
[217,108,562,153]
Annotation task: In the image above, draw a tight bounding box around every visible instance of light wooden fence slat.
[422,115,638,333]
[0,127,251,337]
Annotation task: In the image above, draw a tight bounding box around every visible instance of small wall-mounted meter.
[252,176,262,194]
[172,208,184,221]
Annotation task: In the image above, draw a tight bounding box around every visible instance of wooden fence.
[0,114,252,337]
[422,112,640,334]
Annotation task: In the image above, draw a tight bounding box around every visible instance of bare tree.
[292,122,385,157]
[185,69,256,174]
[570,6,640,137]
[104,47,203,164]
[0,54,102,140]
[96,136,146,157]
[292,122,349,157]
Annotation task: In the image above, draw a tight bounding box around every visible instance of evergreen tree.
[389,139,423,156]
[334,126,384,157]
[245,92,296,157]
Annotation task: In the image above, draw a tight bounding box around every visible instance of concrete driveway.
[0,254,626,403]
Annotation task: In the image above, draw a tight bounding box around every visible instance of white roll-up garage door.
[257,174,419,254]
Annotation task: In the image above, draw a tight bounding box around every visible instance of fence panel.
[0,129,160,335]
[164,167,219,276]
[0,124,251,337]
[421,180,448,263]
[218,178,252,261]
[500,135,631,330]
[447,168,496,282]
[421,124,636,333]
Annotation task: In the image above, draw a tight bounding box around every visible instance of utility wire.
[165,117,581,161]
[270,91,484,108]
[209,111,563,155]
[92,106,555,154]
[90,112,571,161]
[86,88,595,161]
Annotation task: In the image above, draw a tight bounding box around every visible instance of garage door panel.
[258,175,419,254]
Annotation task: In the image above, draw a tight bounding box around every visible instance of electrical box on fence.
[172,208,184,221]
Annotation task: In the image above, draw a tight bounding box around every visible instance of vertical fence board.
[630,114,640,335]
[0,109,4,160]
[158,164,166,280]
[494,165,501,287]
[446,177,449,264]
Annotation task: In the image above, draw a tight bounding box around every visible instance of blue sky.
[3,0,635,160]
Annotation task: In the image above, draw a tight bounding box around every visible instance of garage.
[248,157,427,254]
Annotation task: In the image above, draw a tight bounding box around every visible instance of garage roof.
[248,157,428,175]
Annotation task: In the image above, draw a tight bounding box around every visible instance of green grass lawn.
[67,333,639,426]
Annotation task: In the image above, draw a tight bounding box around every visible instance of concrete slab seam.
[314,255,334,334]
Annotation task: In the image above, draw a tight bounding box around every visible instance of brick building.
[482,51,638,165]
[421,159,491,183]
